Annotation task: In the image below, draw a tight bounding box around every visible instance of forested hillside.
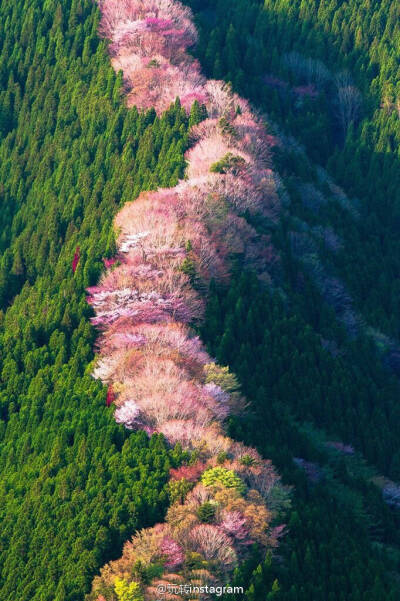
[1,0,400,600]
[0,2,190,600]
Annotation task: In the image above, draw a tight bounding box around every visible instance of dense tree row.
[87,2,287,598]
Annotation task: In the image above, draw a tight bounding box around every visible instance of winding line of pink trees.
[88,2,288,599]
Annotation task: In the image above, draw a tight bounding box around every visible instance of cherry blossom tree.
[160,536,185,567]
[219,511,251,543]
[103,257,117,268]
[188,524,237,567]
[114,400,142,428]
[170,462,206,482]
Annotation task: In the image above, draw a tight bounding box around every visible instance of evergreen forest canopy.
[0,1,190,599]
[0,0,400,600]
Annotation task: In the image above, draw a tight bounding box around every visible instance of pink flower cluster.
[293,457,324,483]
[88,1,288,599]
[98,0,203,112]
[88,109,281,439]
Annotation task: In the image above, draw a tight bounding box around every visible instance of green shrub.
[196,501,217,523]
[210,152,247,174]
[201,467,246,494]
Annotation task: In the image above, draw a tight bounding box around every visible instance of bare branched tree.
[334,71,363,135]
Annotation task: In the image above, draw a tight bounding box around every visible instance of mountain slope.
[1,0,400,600]
[0,2,190,600]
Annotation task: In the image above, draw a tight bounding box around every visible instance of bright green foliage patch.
[201,466,246,494]
[114,578,144,601]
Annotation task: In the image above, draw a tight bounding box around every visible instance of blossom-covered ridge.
[87,1,288,599]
